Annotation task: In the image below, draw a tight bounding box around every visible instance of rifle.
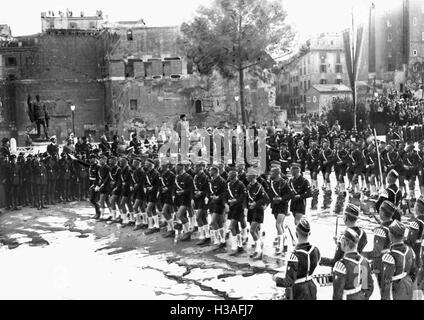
[373,129,384,190]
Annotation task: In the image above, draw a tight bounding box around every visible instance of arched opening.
[195,100,202,113]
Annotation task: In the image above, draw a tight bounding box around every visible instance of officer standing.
[274,218,321,300]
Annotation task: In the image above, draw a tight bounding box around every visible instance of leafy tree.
[179,0,294,124]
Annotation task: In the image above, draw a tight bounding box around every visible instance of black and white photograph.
[0,0,424,306]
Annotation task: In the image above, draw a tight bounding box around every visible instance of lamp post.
[235,96,240,123]
[70,104,76,136]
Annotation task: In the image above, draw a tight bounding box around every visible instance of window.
[320,79,327,84]
[330,41,334,45]
[388,63,394,72]
[413,17,417,26]
[130,99,138,111]
[308,80,311,89]
[5,56,17,67]
[127,29,133,41]
[303,66,306,75]
[49,22,55,29]
[125,60,134,78]
[306,96,311,103]
[388,33,392,42]
[195,100,202,113]
[336,65,343,73]
[336,79,343,84]
[422,32,424,41]
[413,50,418,56]
[300,82,303,90]
[320,52,327,62]
[336,51,341,63]
[69,22,77,29]
[320,65,327,73]
[299,68,302,76]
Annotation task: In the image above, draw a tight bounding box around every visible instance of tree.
[326,97,368,131]
[406,57,424,97]
[179,0,294,125]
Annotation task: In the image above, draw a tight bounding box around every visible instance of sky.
[0,0,396,41]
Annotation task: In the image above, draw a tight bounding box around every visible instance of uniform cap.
[296,218,311,236]
[388,220,406,238]
[379,200,396,217]
[291,163,301,170]
[270,160,281,168]
[246,168,259,176]
[2,137,9,144]
[343,228,360,244]
[50,135,57,141]
[146,158,155,165]
[345,203,360,218]
[281,142,288,147]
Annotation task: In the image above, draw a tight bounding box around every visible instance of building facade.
[277,33,350,119]
[305,84,353,116]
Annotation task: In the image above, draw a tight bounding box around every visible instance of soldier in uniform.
[381,220,417,300]
[59,153,72,203]
[363,200,396,294]
[47,136,59,158]
[375,170,402,221]
[334,140,349,196]
[417,142,424,197]
[9,154,21,210]
[279,143,292,175]
[88,153,101,219]
[321,203,368,267]
[174,162,194,242]
[332,228,374,300]
[33,154,48,210]
[108,156,122,224]
[21,154,33,206]
[274,218,321,300]
[365,142,379,199]
[350,142,365,195]
[294,140,308,173]
[269,163,293,255]
[0,137,10,158]
[157,160,176,237]
[246,168,270,259]
[144,159,161,235]
[288,163,312,225]
[119,157,135,227]
[226,168,246,255]
[132,158,147,231]
[403,142,420,202]
[209,165,227,250]
[193,162,211,246]
[46,154,58,205]
[130,133,142,155]
[97,154,112,221]
[307,140,320,210]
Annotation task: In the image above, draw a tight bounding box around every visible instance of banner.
[343,30,354,89]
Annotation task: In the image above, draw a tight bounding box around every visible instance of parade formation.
[1,109,424,300]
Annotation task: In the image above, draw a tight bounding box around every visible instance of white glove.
[94,186,100,192]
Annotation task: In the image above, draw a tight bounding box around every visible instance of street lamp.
[70,104,76,136]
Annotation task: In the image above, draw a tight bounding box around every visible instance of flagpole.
[352,6,357,133]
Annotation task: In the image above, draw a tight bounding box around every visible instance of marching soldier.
[119,157,135,227]
[132,158,147,231]
[279,143,292,175]
[269,163,293,255]
[307,140,320,210]
[381,220,417,300]
[288,163,313,225]
[108,156,122,224]
[157,160,176,237]
[209,165,228,250]
[294,140,308,173]
[334,140,349,196]
[320,203,368,267]
[274,218,321,300]
[46,155,58,205]
[418,142,424,196]
[246,168,270,259]
[363,200,396,293]
[350,141,365,195]
[332,228,374,300]
[174,162,194,242]
[375,169,402,221]
[403,142,419,202]
[226,168,246,255]
[193,162,211,246]
[88,153,101,220]
[97,154,112,221]
[365,142,379,199]
[33,154,48,210]
[144,159,161,235]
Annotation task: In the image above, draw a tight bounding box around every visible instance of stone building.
[0,12,279,145]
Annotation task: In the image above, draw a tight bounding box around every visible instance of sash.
[271,180,279,197]
[159,176,166,188]
[227,182,236,200]
[289,180,298,195]
[175,177,183,191]
[296,149,301,161]
[145,173,152,187]
[194,175,200,191]
[248,183,262,202]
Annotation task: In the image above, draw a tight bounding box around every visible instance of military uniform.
[294,145,308,173]
[275,219,321,300]
[208,174,227,215]
[288,172,312,216]
[381,221,417,300]
[89,159,101,218]
[193,171,209,211]
[247,180,269,224]
[375,170,402,221]
[269,176,292,218]
[226,177,246,222]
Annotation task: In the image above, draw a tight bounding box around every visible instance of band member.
[294,141,308,173]
[363,200,395,293]
[332,228,374,300]
[350,142,365,195]
[375,170,402,221]
[321,203,368,267]
[88,154,101,219]
[274,218,321,300]
[381,220,417,300]
[269,163,293,255]
[226,168,246,255]
[246,168,270,259]
[132,158,147,231]
[119,157,135,227]
[193,162,211,246]
[209,165,227,250]
[289,163,312,225]
[144,159,161,235]
[174,162,194,242]
[158,161,176,237]
[279,143,292,175]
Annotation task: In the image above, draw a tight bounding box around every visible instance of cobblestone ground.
[0,173,415,300]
